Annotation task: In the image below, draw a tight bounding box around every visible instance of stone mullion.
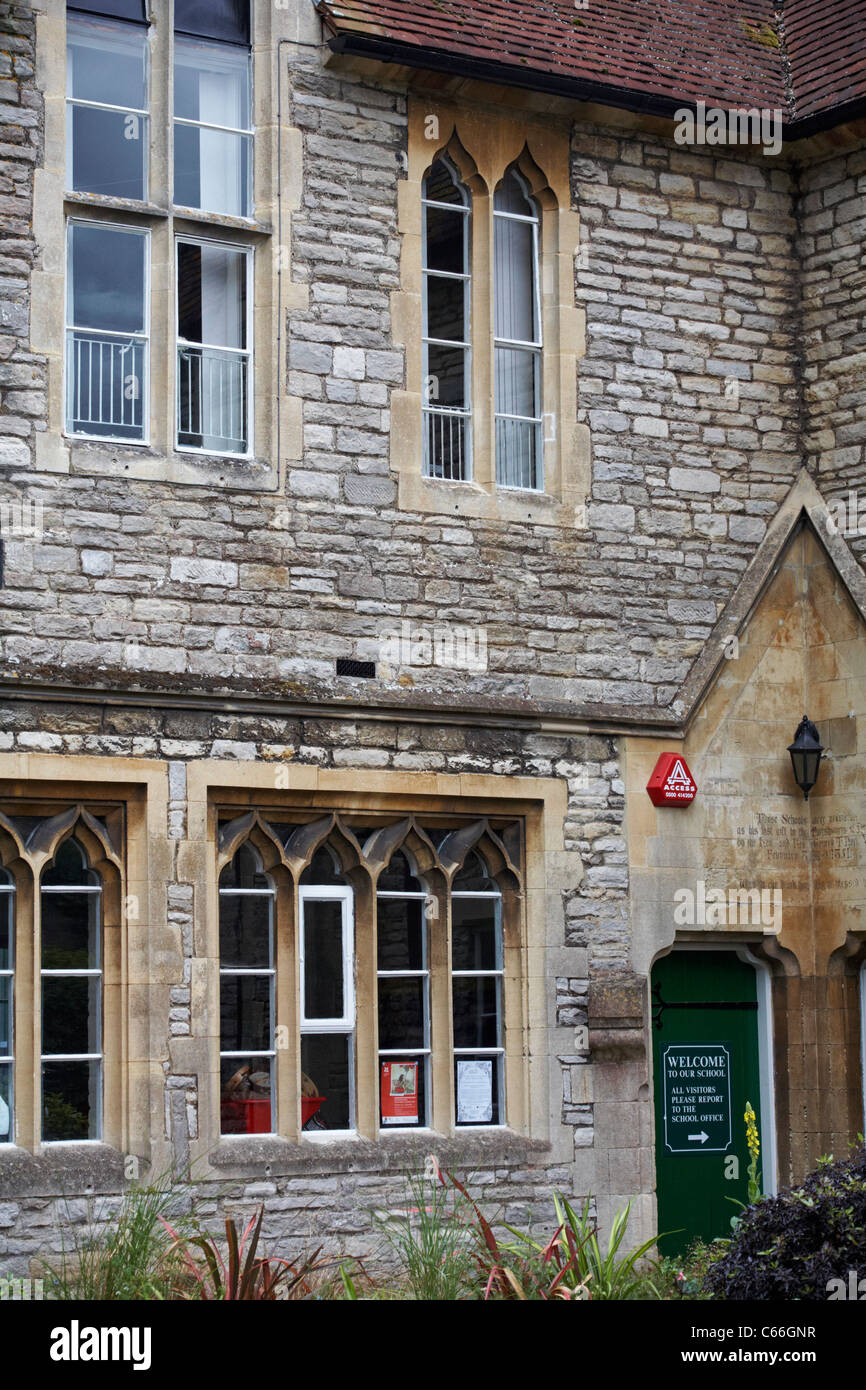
[101,865,123,1151]
[353,871,378,1138]
[276,876,299,1142]
[15,870,37,1152]
[501,887,526,1133]
[472,188,493,490]
[428,884,452,1132]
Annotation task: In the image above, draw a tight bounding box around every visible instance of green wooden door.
[651,951,764,1257]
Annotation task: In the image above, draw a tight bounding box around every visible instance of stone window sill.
[207,1129,551,1177]
[64,192,169,220]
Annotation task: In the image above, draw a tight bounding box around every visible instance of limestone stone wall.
[0,699,641,1270]
[0,14,862,717]
[799,144,866,520]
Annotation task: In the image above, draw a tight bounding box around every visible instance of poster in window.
[457,1059,493,1123]
[380,1060,419,1125]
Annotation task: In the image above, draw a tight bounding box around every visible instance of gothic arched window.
[41,838,103,1142]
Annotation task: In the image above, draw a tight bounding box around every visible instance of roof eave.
[325,30,703,122]
[326,30,865,137]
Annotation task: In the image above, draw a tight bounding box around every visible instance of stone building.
[0,0,864,1268]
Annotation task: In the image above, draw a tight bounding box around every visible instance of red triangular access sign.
[646,752,697,806]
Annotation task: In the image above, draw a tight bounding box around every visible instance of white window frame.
[422,160,473,482]
[64,218,151,448]
[493,175,544,492]
[0,875,14,1147]
[40,868,103,1145]
[218,878,277,1136]
[376,886,431,1130]
[175,234,254,459]
[451,885,505,1126]
[65,10,151,203]
[299,885,356,1134]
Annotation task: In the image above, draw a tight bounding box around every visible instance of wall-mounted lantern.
[787,716,824,800]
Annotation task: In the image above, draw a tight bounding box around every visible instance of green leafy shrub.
[46,1175,196,1300]
[501,1191,658,1300]
[161,1206,326,1300]
[373,1169,477,1300]
[704,1145,866,1300]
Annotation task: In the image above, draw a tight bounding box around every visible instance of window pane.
[455,1055,501,1125]
[299,847,344,886]
[495,346,538,420]
[495,216,536,342]
[219,894,271,969]
[175,0,250,45]
[177,346,248,453]
[451,851,495,892]
[425,205,465,274]
[0,978,10,1056]
[42,975,100,1056]
[41,892,99,970]
[376,851,423,895]
[378,977,425,1051]
[220,973,272,1053]
[452,898,499,970]
[301,1034,351,1130]
[423,160,464,205]
[42,1060,100,1141]
[43,838,92,887]
[494,171,533,216]
[174,39,249,125]
[219,842,268,889]
[0,1065,10,1142]
[174,126,252,218]
[68,224,146,334]
[220,1057,273,1135]
[303,900,344,1019]
[69,106,147,200]
[380,1057,426,1128]
[496,411,541,490]
[178,242,246,349]
[69,1,147,21]
[452,976,500,1048]
[377,896,424,971]
[177,242,248,453]
[426,275,466,346]
[174,38,251,217]
[425,343,467,411]
[424,406,468,481]
[67,16,147,109]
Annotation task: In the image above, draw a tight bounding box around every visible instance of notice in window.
[457,1059,493,1123]
[380,1060,419,1125]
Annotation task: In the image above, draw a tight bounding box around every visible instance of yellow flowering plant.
[744,1101,761,1204]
